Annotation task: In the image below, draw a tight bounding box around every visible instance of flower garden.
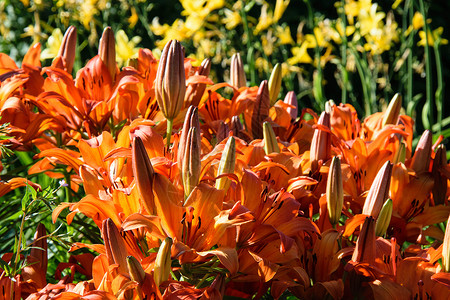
[0,0,449,299]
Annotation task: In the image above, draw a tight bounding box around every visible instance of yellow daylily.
[41,28,63,60]
[115,30,141,67]
[418,27,448,47]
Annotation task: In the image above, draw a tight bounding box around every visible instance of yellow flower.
[254,0,290,34]
[358,3,385,37]
[223,9,241,30]
[418,27,448,47]
[115,30,141,67]
[128,6,138,29]
[287,43,313,65]
[275,25,294,45]
[41,28,63,60]
[412,12,424,30]
[392,0,403,9]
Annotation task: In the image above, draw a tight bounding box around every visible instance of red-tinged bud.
[182,127,201,197]
[432,144,447,205]
[443,214,450,272]
[382,93,402,126]
[216,120,229,144]
[127,256,146,284]
[53,26,77,74]
[251,80,270,139]
[154,237,172,287]
[30,223,48,273]
[185,58,211,107]
[102,218,128,274]
[155,40,186,121]
[230,53,246,88]
[410,130,432,174]
[231,115,243,137]
[268,63,282,105]
[132,136,155,214]
[177,106,200,167]
[310,111,331,174]
[98,27,117,82]
[327,157,343,226]
[283,91,298,120]
[215,137,236,192]
[263,122,280,154]
[362,161,392,219]
[352,216,376,265]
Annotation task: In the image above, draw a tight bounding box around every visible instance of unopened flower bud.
[178,106,200,167]
[102,218,128,274]
[432,144,447,205]
[216,120,229,144]
[182,127,201,197]
[231,115,243,137]
[410,130,432,174]
[382,93,402,126]
[53,26,77,74]
[215,137,236,192]
[132,136,155,214]
[263,122,280,154]
[251,80,270,139]
[98,27,117,82]
[443,215,450,272]
[127,256,146,284]
[268,63,282,106]
[155,40,186,121]
[230,53,246,88]
[362,161,393,219]
[352,216,376,265]
[154,237,172,287]
[310,111,331,174]
[375,199,393,236]
[185,58,211,107]
[284,91,298,120]
[326,157,343,226]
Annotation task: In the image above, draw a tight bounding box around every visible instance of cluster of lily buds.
[1,26,450,299]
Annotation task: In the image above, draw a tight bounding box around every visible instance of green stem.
[418,0,433,129]
[240,1,256,86]
[166,118,173,151]
[433,41,443,133]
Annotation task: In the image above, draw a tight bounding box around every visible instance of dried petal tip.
[98,27,117,82]
[230,53,246,88]
[132,136,155,214]
[283,91,298,120]
[362,161,393,218]
[410,130,432,174]
[268,63,282,106]
[382,93,402,126]
[443,214,450,272]
[263,122,280,155]
[375,199,393,236]
[182,127,201,197]
[326,156,343,226]
[54,26,77,74]
[154,237,173,287]
[155,40,186,120]
[215,137,236,192]
[127,256,146,284]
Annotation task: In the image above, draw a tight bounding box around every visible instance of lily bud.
[284,91,298,120]
[362,161,393,219]
[410,130,432,174]
[382,93,402,126]
[30,223,48,272]
[132,136,155,214]
[182,127,201,197]
[177,106,200,167]
[155,40,186,120]
[310,111,331,174]
[393,142,406,164]
[53,26,77,74]
[352,216,376,265]
[215,137,236,192]
[102,218,128,274]
[375,199,393,236]
[263,122,280,154]
[98,27,117,82]
[443,215,450,272]
[251,80,270,139]
[230,53,246,88]
[326,156,343,226]
[154,237,173,287]
[127,256,146,284]
[231,115,243,137]
[432,144,448,205]
[216,120,229,144]
[185,58,211,107]
[268,63,282,106]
